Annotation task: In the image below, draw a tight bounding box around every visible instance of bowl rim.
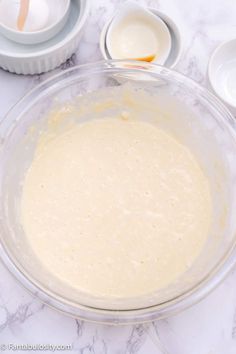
[208,38,236,109]
[0,0,90,58]
[0,0,71,37]
[1,60,236,324]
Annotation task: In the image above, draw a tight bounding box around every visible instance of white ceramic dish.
[208,39,236,115]
[0,0,71,45]
[100,8,182,69]
[0,0,90,75]
[106,1,171,65]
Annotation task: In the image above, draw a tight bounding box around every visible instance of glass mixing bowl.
[0,60,236,324]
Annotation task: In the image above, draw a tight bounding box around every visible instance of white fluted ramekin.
[0,0,89,75]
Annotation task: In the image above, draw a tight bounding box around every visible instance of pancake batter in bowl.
[21,116,212,299]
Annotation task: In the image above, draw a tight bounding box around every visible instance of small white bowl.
[208,39,236,115]
[0,0,71,45]
[105,1,171,65]
[100,8,182,69]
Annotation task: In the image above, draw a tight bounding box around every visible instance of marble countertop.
[0,0,236,353]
